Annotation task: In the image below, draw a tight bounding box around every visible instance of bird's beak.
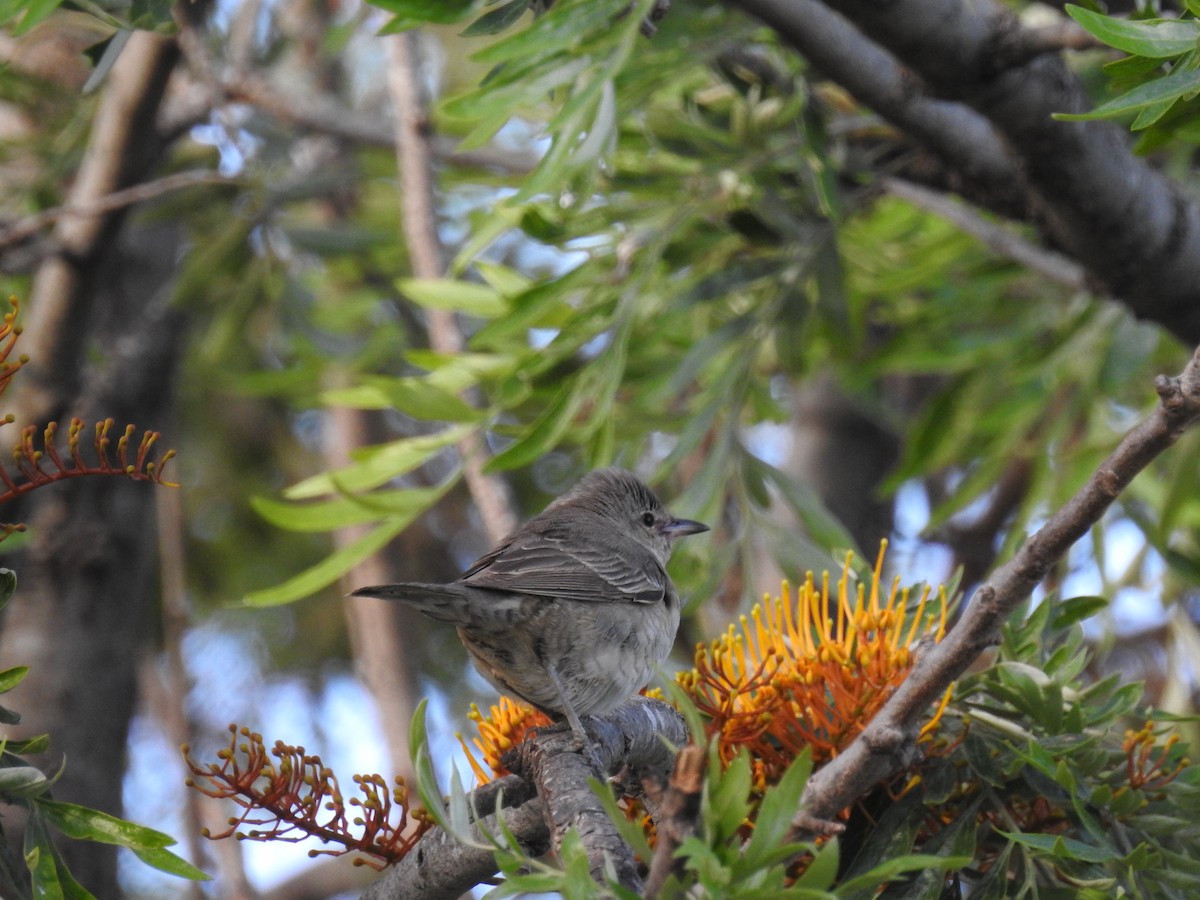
[659,517,709,539]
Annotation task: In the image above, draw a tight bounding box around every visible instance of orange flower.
[677,541,950,791]
[458,697,552,783]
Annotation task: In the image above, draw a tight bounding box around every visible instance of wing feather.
[460,516,666,604]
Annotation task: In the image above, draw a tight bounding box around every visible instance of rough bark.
[0,29,184,895]
[733,0,1200,344]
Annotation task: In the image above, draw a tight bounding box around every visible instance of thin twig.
[881,177,1088,291]
[385,32,517,544]
[0,171,235,250]
[791,343,1200,838]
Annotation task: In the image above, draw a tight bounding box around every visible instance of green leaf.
[1065,6,1199,58]
[462,0,527,36]
[373,0,479,31]
[408,700,452,831]
[740,750,812,874]
[790,835,838,889]
[1054,66,1200,121]
[0,568,17,611]
[995,829,1116,863]
[243,516,411,605]
[5,733,49,755]
[838,853,972,892]
[0,665,29,693]
[0,765,49,798]
[251,477,457,533]
[129,846,210,881]
[397,277,508,318]
[24,812,69,900]
[485,381,584,471]
[33,799,177,849]
[3,0,64,35]
[1051,595,1109,628]
[320,377,484,423]
[704,749,752,845]
[284,424,475,499]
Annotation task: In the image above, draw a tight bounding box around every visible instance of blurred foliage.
[6,0,1200,894]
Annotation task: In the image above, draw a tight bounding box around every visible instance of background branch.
[792,344,1200,837]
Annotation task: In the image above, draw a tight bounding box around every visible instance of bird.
[350,467,708,742]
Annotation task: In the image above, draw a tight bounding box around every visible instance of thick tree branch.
[361,698,688,899]
[792,344,1200,838]
[734,0,1200,344]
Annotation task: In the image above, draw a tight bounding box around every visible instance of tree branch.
[0,170,234,251]
[361,698,688,899]
[791,343,1200,838]
[386,32,518,543]
[880,177,1087,291]
[734,0,1200,344]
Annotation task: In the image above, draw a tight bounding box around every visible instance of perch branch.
[361,697,688,899]
[792,344,1200,838]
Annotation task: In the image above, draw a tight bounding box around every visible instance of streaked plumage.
[351,467,707,735]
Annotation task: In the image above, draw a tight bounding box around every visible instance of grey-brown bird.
[351,467,708,740]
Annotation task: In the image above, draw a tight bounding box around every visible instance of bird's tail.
[349,582,468,624]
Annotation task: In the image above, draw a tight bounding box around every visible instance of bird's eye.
[641,512,655,527]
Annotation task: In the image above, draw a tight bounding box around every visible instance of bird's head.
[553,467,709,565]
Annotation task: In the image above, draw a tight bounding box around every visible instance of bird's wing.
[460,520,668,604]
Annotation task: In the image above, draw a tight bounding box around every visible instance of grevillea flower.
[678,542,951,791]
[458,697,551,782]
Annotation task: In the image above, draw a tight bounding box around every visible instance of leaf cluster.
[1056,4,1200,152]
[0,572,206,898]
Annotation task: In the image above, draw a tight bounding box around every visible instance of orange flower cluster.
[679,543,949,790]
[459,697,552,783]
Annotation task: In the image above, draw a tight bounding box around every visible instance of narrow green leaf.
[469,0,625,65]
[1051,595,1108,628]
[243,516,410,606]
[485,382,583,471]
[5,733,49,755]
[5,0,64,36]
[0,665,29,693]
[996,829,1116,863]
[1065,5,1199,58]
[0,766,49,798]
[0,568,17,611]
[1054,66,1200,120]
[373,0,479,31]
[408,700,452,831]
[252,478,457,533]
[740,750,812,873]
[130,846,210,881]
[397,277,508,318]
[34,799,176,849]
[838,853,972,891]
[321,376,483,423]
[24,813,66,900]
[284,424,474,499]
[790,835,839,889]
[461,0,527,36]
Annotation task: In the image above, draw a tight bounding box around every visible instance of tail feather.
[350,582,468,624]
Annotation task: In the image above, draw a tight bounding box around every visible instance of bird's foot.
[528,719,604,774]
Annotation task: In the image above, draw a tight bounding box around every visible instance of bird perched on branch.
[351,467,708,742]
